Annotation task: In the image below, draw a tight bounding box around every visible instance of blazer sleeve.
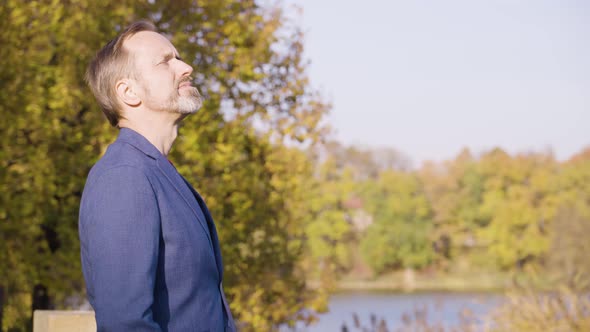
[79,166,162,331]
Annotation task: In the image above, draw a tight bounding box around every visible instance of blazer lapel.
[156,158,214,250]
[180,178,224,279]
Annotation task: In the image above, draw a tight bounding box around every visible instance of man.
[79,21,236,331]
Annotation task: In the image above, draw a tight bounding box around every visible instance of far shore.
[307,270,528,293]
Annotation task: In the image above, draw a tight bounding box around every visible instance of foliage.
[303,156,355,282]
[316,144,590,281]
[419,149,484,264]
[0,1,132,330]
[547,152,590,291]
[0,1,330,331]
[475,149,559,269]
[360,171,434,273]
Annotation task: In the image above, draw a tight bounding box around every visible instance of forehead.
[124,31,178,64]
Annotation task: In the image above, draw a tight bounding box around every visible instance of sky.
[284,0,589,165]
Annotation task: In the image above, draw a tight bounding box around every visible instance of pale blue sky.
[285,0,589,165]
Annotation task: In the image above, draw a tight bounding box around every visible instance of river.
[285,291,504,331]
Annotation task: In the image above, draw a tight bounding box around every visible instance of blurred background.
[0,0,588,331]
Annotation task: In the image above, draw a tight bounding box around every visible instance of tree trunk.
[31,284,51,328]
[32,284,51,311]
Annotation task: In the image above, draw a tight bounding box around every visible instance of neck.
[119,112,183,156]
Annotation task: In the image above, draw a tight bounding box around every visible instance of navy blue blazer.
[79,128,236,331]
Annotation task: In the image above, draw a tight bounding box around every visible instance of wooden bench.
[33,311,96,332]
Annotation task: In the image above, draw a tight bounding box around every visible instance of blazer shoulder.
[85,141,157,189]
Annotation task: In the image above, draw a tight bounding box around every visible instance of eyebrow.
[157,52,182,64]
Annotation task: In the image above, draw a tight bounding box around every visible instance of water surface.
[289,291,503,331]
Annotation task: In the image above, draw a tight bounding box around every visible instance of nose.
[178,59,193,77]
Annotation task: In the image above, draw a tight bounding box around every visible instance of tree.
[0,1,133,330]
[547,148,590,290]
[303,156,356,284]
[419,148,486,266]
[360,171,434,274]
[476,150,559,270]
[0,1,330,330]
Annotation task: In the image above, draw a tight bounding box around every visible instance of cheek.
[138,70,177,99]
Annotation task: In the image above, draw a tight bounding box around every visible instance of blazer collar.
[116,127,163,160]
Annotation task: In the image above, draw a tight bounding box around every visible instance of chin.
[177,108,198,115]
[177,98,202,114]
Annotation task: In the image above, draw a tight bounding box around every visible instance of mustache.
[177,76,194,88]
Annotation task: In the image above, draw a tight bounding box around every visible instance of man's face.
[125,31,202,114]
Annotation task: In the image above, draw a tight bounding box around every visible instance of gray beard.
[141,78,202,114]
[176,88,202,114]
[155,86,202,114]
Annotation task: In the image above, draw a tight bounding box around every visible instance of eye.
[157,57,172,66]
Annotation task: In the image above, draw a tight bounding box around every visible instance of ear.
[115,79,141,107]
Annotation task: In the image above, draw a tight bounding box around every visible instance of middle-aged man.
[79,21,236,331]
